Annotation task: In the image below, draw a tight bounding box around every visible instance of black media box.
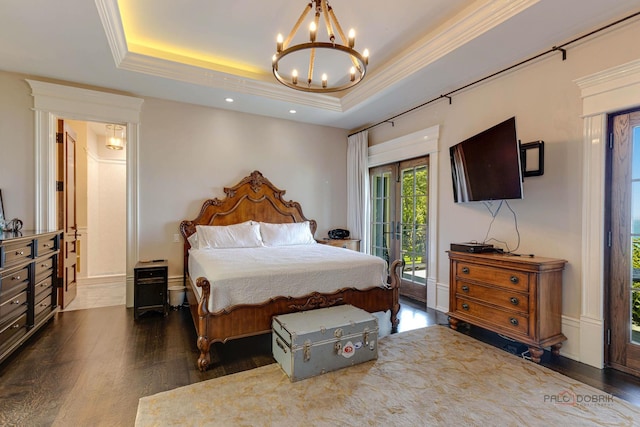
[450,242,494,253]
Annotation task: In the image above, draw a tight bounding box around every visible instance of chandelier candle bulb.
[276,34,283,53]
[363,49,369,65]
[348,29,355,48]
[310,21,317,42]
[292,69,298,85]
[322,74,327,88]
[350,67,356,82]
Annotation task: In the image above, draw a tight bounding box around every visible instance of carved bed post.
[389,260,403,333]
[196,277,212,372]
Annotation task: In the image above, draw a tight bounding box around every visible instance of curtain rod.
[348,10,640,138]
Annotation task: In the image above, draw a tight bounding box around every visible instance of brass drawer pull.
[40,282,49,287]
[462,303,469,311]
[11,275,21,281]
[12,299,22,305]
[41,263,49,267]
[510,297,519,305]
[510,276,519,284]
[461,267,470,274]
[15,250,24,256]
[12,323,21,329]
[509,317,519,326]
[43,243,51,248]
[40,302,49,307]
[461,285,469,292]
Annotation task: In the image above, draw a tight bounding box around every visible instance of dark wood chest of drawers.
[447,251,567,363]
[1,230,61,364]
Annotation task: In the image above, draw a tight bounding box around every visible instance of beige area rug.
[136,326,640,426]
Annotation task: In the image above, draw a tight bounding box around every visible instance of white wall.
[136,98,349,275]
[366,20,640,362]
[0,75,348,281]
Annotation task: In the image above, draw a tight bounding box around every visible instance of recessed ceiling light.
[225,98,234,103]
[289,109,297,114]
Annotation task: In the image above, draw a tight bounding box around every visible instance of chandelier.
[272,0,369,93]
[105,124,125,150]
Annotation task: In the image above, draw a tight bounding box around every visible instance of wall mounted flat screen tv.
[450,117,523,203]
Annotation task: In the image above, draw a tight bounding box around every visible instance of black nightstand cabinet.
[134,261,168,320]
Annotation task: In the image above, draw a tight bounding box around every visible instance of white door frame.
[27,80,144,307]
[575,58,640,368]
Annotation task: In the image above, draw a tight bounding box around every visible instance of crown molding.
[96,0,537,114]
[341,0,540,111]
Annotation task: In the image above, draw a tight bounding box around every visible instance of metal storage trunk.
[272,305,379,382]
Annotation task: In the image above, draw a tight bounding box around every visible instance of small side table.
[317,239,361,251]
[134,260,168,320]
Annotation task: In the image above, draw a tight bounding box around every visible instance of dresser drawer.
[0,290,28,323]
[455,298,529,336]
[136,268,166,281]
[0,266,30,298]
[456,262,529,292]
[0,313,28,353]
[3,241,33,267]
[35,256,55,278]
[37,236,57,256]
[35,291,53,318]
[35,275,54,299]
[455,281,529,314]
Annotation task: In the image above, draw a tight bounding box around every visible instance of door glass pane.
[400,166,428,285]
[632,124,640,344]
[370,171,391,266]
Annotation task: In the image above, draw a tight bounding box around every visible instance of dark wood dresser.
[447,251,567,363]
[0,230,62,364]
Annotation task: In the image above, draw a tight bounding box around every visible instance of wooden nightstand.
[134,260,168,320]
[317,239,360,251]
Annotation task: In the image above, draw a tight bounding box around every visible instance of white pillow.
[187,232,198,248]
[196,222,263,249]
[259,221,316,246]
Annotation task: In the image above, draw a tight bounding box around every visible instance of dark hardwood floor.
[0,298,639,426]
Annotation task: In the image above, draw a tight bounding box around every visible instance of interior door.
[57,119,78,309]
[608,110,640,376]
[370,157,429,302]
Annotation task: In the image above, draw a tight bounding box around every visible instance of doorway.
[28,79,143,309]
[59,119,128,311]
[607,109,640,376]
[370,157,429,303]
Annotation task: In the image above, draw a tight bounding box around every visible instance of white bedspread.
[188,244,388,313]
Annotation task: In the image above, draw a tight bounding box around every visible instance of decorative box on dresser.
[317,239,360,251]
[447,251,567,363]
[0,230,62,364]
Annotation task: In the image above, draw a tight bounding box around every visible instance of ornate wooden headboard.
[179,171,317,278]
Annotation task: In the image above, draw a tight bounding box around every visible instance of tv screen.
[450,117,523,203]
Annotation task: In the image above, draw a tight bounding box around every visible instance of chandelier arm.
[328,7,359,70]
[284,3,313,48]
[321,1,335,43]
[308,48,316,85]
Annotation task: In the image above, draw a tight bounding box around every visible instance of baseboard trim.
[78,274,125,286]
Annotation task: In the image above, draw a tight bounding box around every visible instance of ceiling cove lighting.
[105,124,125,150]
[272,0,369,93]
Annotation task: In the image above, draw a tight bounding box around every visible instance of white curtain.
[347,131,369,253]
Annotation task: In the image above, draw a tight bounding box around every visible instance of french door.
[370,157,428,302]
[608,109,640,376]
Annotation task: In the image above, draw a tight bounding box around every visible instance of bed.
[179,171,402,371]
